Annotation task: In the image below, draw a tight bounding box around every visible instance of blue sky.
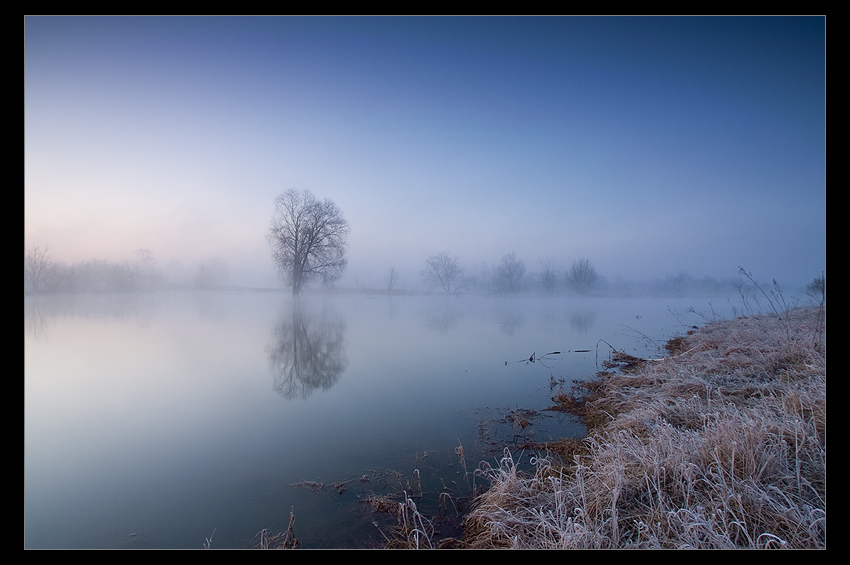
[24,16,825,288]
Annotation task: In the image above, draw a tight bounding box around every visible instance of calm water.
[24,290,737,549]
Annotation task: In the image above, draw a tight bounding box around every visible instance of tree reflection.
[267,299,347,400]
[495,304,525,336]
[569,310,596,334]
[423,300,460,333]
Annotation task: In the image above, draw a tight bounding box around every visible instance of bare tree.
[194,257,229,289]
[385,266,400,294]
[268,189,350,295]
[24,244,54,293]
[495,252,526,293]
[421,252,462,293]
[806,273,825,304]
[135,248,163,290]
[566,258,599,295]
[538,256,559,293]
[72,258,137,292]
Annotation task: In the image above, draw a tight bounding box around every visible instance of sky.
[24,16,825,289]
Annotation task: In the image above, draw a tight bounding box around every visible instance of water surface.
[24,291,737,548]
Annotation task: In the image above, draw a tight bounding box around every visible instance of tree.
[806,273,825,304]
[421,252,462,293]
[385,266,400,294]
[495,252,526,293]
[566,258,599,295]
[135,248,163,291]
[268,189,350,295]
[24,244,55,293]
[194,257,229,289]
[538,256,559,293]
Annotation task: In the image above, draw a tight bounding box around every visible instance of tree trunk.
[292,263,303,295]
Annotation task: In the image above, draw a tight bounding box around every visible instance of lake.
[24,290,740,549]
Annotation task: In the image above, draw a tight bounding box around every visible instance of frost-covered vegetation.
[462,305,826,549]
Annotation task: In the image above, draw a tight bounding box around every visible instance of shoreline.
[459,305,826,549]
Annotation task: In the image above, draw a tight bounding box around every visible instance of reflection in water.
[24,293,159,341]
[266,299,348,400]
[422,300,460,333]
[495,304,525,336]
[569,310,597,334]
[25,292,741,548]
[24,299,52,342]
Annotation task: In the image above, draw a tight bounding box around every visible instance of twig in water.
[517,351,562,368]
[203,528,216,549]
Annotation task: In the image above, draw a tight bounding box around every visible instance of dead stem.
[250,507,300,549]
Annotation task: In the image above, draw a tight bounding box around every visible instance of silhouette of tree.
[135,248,163,290]
[421,252,462,293]
[538,256,559,293]
[194,257,229,289]
[566,258,599,294]
[385,266,400,294]
[268,189,350,295]
[806,273,825,303]
[24,244,54,293]
[495,252,526,293]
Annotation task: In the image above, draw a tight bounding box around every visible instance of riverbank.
[461,305,826,549]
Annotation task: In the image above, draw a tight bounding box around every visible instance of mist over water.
[25,289,754,549]
[24,16,825,548]
[25,17,825,291]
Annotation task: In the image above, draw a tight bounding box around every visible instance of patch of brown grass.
[463,307,826,549]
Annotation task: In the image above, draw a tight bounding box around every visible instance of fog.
[25,17,825,292]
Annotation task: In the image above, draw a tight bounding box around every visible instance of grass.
[461,305,826,549]
[367,445,479,549]
[232,278,826,549]
[247,508,300,549]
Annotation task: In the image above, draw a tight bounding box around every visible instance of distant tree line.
[24,244,230,294]
[261,189,602,297]
[409,253,823,299]
[262,188,823,300]
[416,251,601,295]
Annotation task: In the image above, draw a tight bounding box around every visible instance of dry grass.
[463,306,826,549]
[365,446,478,549]
[247,507,300,549]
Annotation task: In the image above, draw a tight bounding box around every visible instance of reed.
[463,306,826,549]
[248,507,300,549]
